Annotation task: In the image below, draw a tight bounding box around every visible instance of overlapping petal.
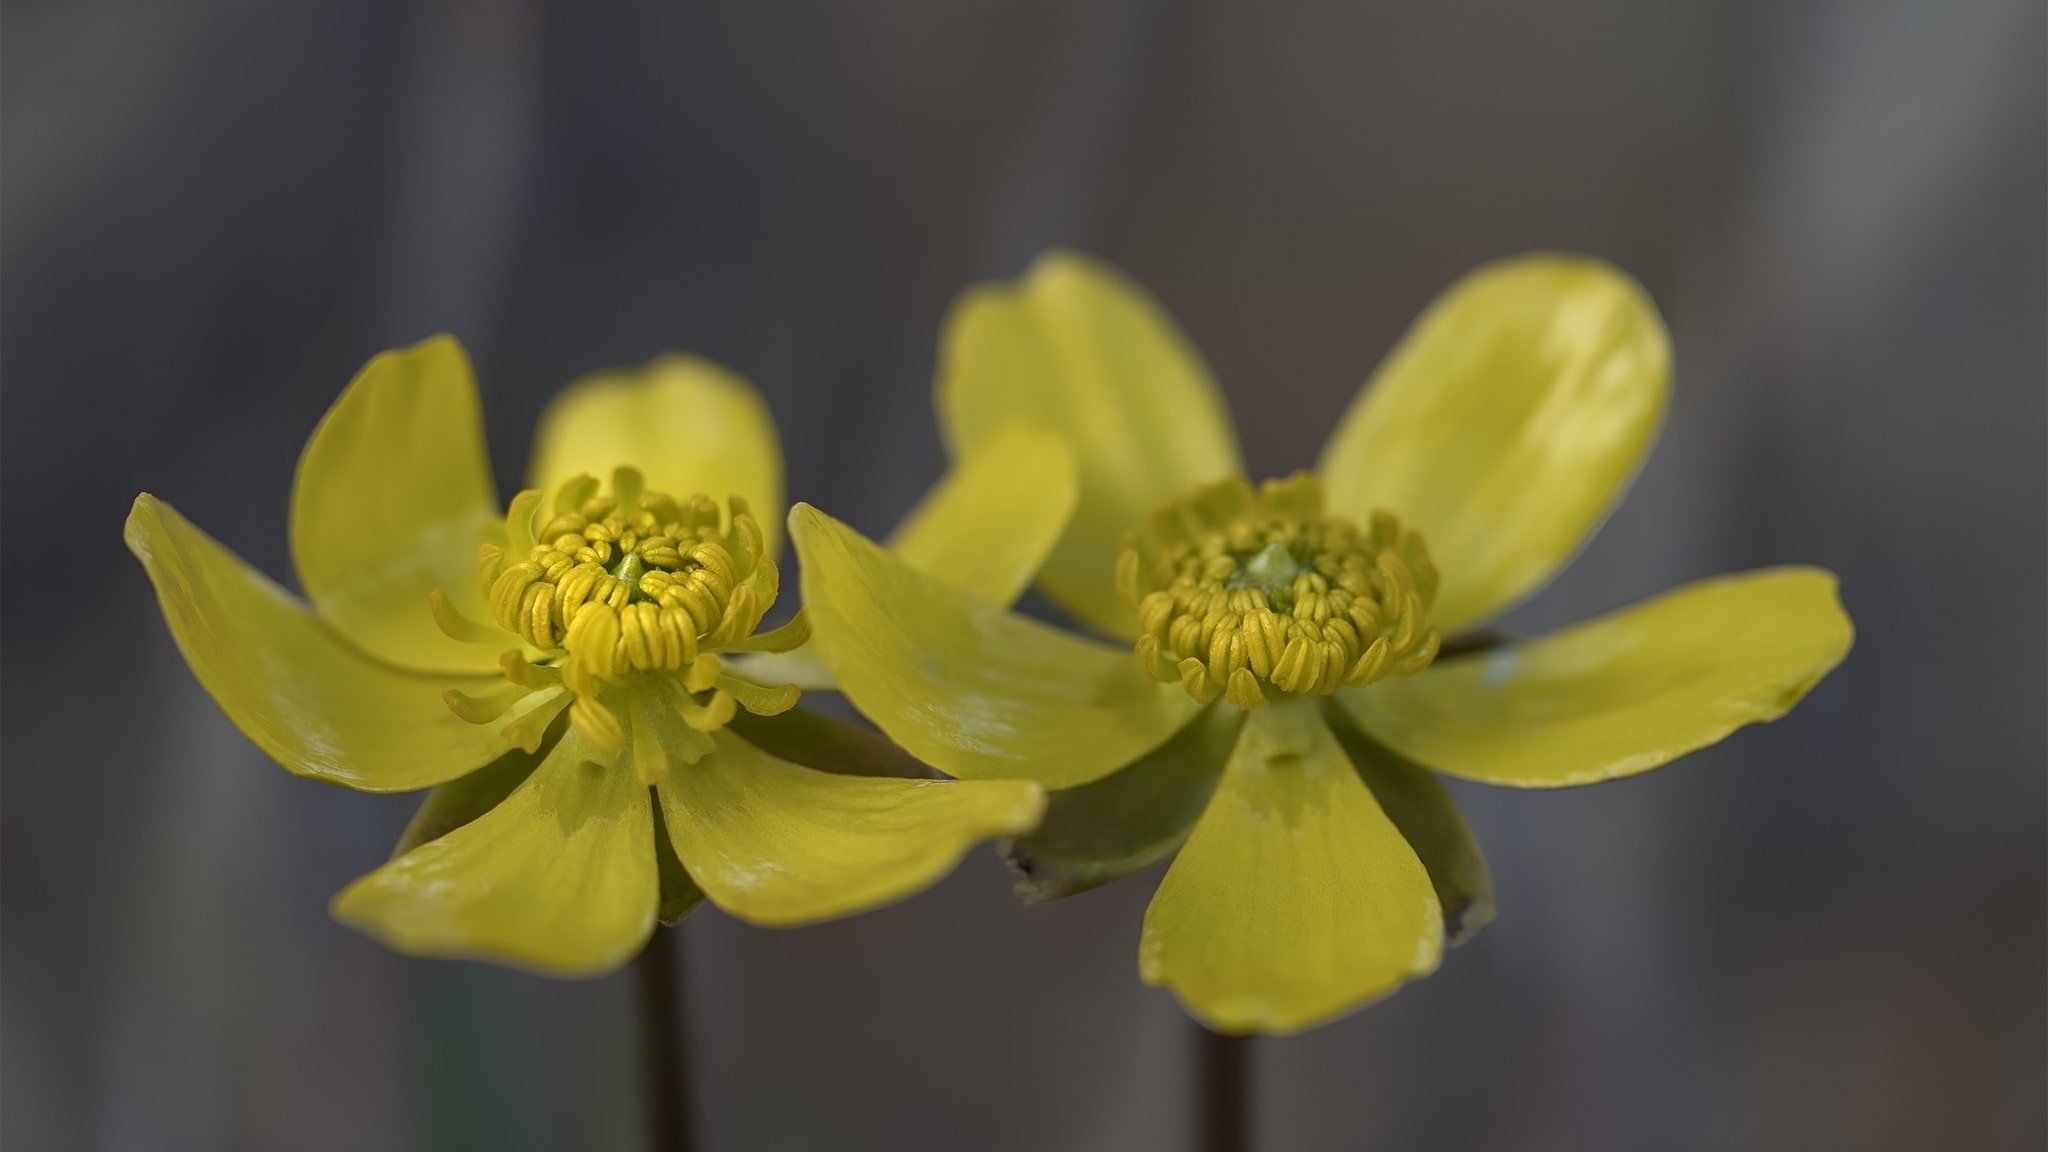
[726,708,933,780]
[389,746,545,858]
[886,424,1078,608]
[1004,703,1242,904]
[1318,255,1671,632]
[651,800,707,926]
[656,731,1043,926]
[1346,567,1852,788]
[289,335,504,673]
[528,354,785,555]
[791,503,1203,788]
[937,250,1243,637]
[331,728,658,977]
[1325,702,1494,944]
[127,494,542,792]
[1139,696,1442,1034]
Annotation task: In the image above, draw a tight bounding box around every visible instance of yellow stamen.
[1120,472,1442,709]
[716,673,801,717]
[443,683,531,724]
[500,689,571,753]
[429,588,501,645]
[732,609,811,654]
[680,688,738,733]
[444,467,796,754]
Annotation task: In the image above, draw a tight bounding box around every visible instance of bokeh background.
[5,2,2043,1150]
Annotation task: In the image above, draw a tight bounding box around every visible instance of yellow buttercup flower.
[126,336,1050,977]
[790,251,1854,1033]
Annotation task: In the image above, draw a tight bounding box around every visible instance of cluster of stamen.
[484,474,767,670]
[1117,473,1442,710]
[443,466,801,761]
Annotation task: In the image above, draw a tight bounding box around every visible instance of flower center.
[442,466,806,769]
[486,469,767,667]
[1116,472,1442,710]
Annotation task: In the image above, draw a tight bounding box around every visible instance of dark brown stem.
[1197,1023,1250,1152]
[635,927,690,1152]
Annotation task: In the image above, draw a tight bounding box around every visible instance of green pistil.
[1231,539,1306,610]
[612,551,648,596]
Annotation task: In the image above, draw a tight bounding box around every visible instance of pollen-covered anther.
[1119,472,1443,709]
[460,466,789,748]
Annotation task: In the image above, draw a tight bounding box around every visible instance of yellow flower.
[789,251,1854,1033]
[125,336,1049,977]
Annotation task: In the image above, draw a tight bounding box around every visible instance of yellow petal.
[289,336,504,674]
[389,746,544,859]
[1324,702,1494,944]
[790,503,1203,788]
[886,424,1078,608]
[1140,695,1442,1035]
[528,354,785,556]
[1317,255,1671,632]
[656,731,1043,927]
[126,494,527,793]
[937,250,1243,637]
[1345,567,1853,788]
[332,728,657,976]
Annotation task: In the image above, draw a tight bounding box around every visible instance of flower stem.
[634,927,690,1152]
[1197,1023,1250,1152]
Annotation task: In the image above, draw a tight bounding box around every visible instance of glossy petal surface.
[937,250,1242,637]
[528,354,785,554]
[657,731,1044,927]
[127,495,528,792]
[792,504,1202,788]
[887,424,1078,607]
[1140,696,1442,1035]
[290,336,503,673]
[1004,703,1242,904]
[332,729,657,977]
[1318,255,1671,632]
[1325,702,1494,944]
[1347,567,1853,787]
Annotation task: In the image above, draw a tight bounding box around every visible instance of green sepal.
[1001,704,1242,905]
[389,744,546,859]
[650,787,707,926]
[1324,698,1495,945]
[726,705,933,780]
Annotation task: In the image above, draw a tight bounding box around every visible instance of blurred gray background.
[4,2,2043,1150]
